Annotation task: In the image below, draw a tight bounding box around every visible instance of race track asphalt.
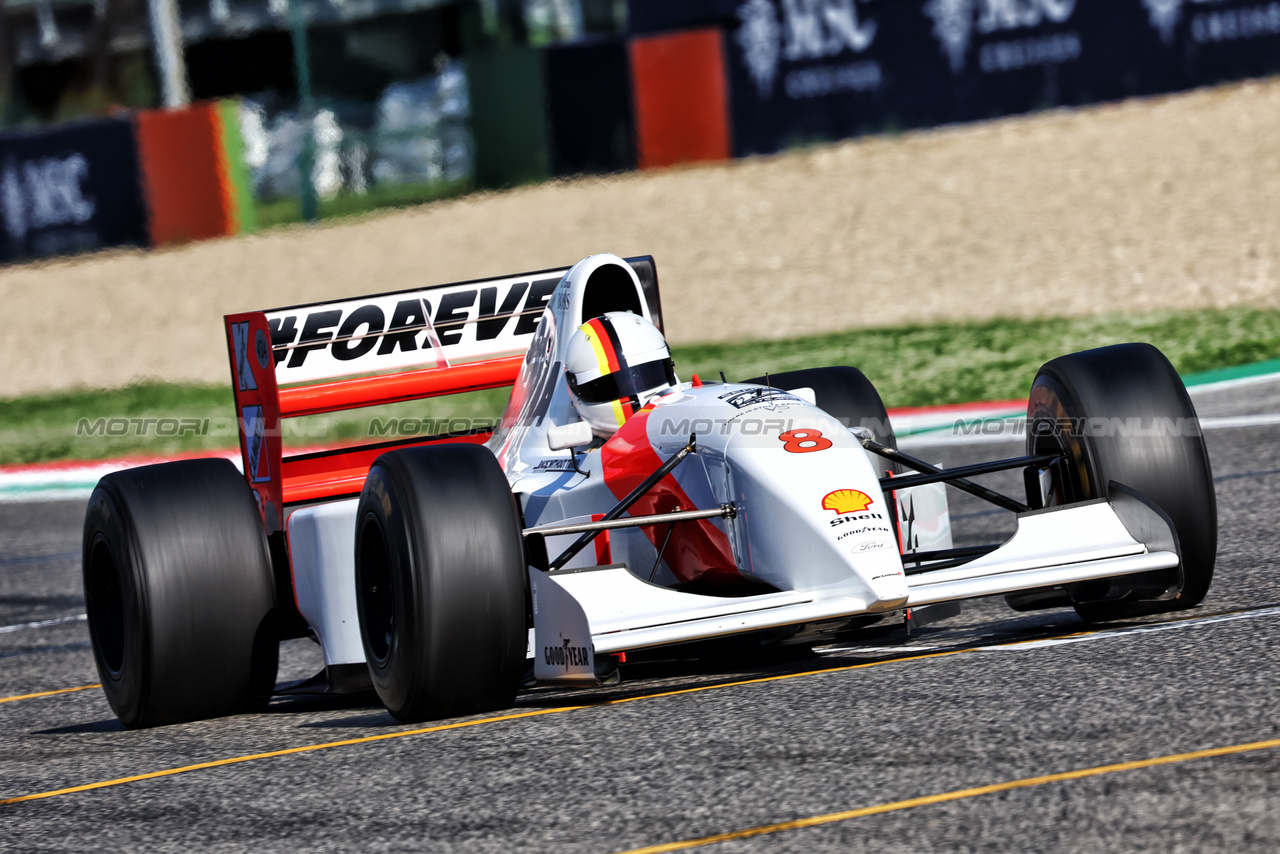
[2,379,1279,852]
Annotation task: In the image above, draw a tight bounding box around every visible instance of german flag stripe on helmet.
[582,317,622,375]
[580,316,630,429]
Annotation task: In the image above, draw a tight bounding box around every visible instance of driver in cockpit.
[563,312,678,440]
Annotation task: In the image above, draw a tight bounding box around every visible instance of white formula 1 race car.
[82,254,1217,726]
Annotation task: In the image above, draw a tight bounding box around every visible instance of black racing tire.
[355,443,527,723]
[82,459,278,728]
[745,366,897,478]
[1025,343,1217,622]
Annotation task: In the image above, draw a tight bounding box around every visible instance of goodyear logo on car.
[544,637,590,669]
[265,273,564,385]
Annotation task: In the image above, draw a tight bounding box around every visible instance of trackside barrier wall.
[628,29,732,169]
[216,101,257,236]
[467,45,553,188]
[136,103,232,246]
[9,2,1280,261]
[135,100,256,246]
[546,38,637,176]
[0,117,149,263]
[0,100,254,263]
[470,39,641,185]
[627,0,1280,159]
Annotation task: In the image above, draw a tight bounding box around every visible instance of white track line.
[823,645,942,653]
[825,607,1280,656]
[974,606,1280,652]
[0,614,87,634]
[900,412,1280,448]
[1199,414,1280,430]
[1188,372,1280,393]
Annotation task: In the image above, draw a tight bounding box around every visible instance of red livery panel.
[600,408,738,586]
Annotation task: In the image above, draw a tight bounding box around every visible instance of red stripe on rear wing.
[277,355,525,418]
[225,257,662,521]
[281,430,494,504]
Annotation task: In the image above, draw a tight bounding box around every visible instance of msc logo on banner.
[1143,0,1184,41]
[923,0,1079,74]
[1142,0,1280,46]
[0,154,95,242]
[736,0,880,99]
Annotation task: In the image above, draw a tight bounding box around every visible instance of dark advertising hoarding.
[629,0,1280,157]
[0,117,149,263]
[545,38,638,176]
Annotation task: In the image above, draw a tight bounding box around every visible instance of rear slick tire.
[1025,343,1217,622]
[82,459,278,728]
[355,444,527,723]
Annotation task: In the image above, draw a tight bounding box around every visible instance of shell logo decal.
[822,489,874,514]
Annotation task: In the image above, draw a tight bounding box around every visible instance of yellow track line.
[0,704,595,806]
[0,684,99,705]
[0,649,965,806]
[615,737,1280,853]
[3,604,1272,805]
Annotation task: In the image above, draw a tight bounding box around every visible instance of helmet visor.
[569,359,677,404]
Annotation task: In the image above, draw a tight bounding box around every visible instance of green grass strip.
[4,307,1280,466]
[1180,357,1280,387]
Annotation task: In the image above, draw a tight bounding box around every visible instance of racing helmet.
[565,312,677,438]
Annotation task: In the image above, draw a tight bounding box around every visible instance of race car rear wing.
[224,256,664,530]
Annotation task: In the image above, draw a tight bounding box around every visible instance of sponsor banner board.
[0,117,148,263]
[546,38,637,175]
[629,0,1280,157]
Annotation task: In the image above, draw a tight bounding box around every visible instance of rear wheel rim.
[86,534,126,677]
[358,515,396,668]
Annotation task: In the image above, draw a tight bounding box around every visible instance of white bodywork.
[287,498,364,667]
[285,254,1181,685]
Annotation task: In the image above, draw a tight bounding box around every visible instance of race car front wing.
[528,485,1179,682]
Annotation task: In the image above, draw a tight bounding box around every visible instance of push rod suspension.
[544,435,699,573]
[882,453,1061,492]
[901,544,1001,575]
[525,505,735,539]
[858,435,1035,514]
[901,544,1001,564]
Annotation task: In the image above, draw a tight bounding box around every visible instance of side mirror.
[788,386,817,405]
[547,420,594,452]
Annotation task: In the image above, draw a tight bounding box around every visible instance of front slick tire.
[1026,343,1217,622]
[355,444,527,723]
[82,459,277,728]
